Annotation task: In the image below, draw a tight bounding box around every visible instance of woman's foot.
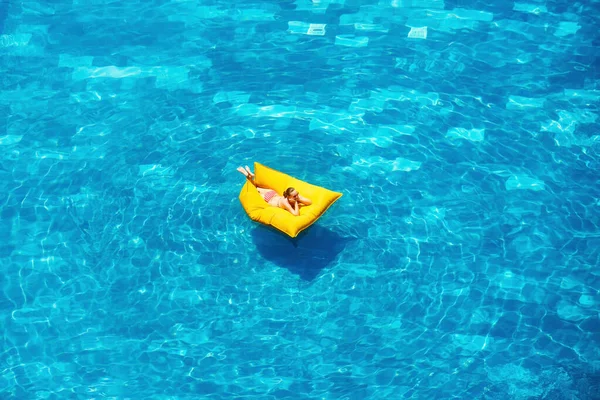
[237,166,255,181]
[237,166,251,178]
[244,165,255,179]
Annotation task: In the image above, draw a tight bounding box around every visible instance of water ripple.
[1,0,600,399]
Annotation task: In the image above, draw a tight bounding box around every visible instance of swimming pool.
[1,0,599,398]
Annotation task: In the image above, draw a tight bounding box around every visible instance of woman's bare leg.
[244,165,254,179]
[237,166,257,187]
[256,188,271,196]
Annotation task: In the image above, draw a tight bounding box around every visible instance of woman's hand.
[285,195,300,216]
[283,197,300,216]
[288,193,299,205]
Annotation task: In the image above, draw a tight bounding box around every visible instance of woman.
[237,165,311,216]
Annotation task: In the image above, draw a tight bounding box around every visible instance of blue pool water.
[1,0,600,398]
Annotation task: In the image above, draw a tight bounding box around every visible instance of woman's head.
[284,187,298,200]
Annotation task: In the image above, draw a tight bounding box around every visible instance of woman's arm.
[283,198,300,216]
[297,194,312,206]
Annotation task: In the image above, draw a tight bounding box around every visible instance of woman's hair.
[283,187,296,197]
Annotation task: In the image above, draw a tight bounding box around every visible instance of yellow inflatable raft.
[239,162,342,238]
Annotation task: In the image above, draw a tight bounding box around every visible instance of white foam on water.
[541,110,597,147]
[505,175,545,191]
[72,66,143,80]
[407,26,428,39]
[563,89,600,101]
[35,151,68,160]
[351,155,421,172]
[392,157,422,172]
[11,308,52,324]
[560,277,585,290]
[492,270,529,291]
[348,98,385,114]
[554,21,581,37]
[0,34,32,47]
[506,95,545,109]
[235,103,298,118]
[307,24,327,36]
[257,104,297,118]
[354,23,388,32]
[452,334,490,354]
[541,111,578,133]
[231,9,276,21]
[446,127,485,142]
[557,300,588,322]
[356,136,394,148]
[372,88,440,106]
[288,21,327,36]
[75,124,111,137]
[449,8,494,21]
[70,66,195,92]
[138,164,174,178]
[391,0,445,9]
[579,295,596,308]
[492,19,537,41]
[487,364,546,399]
[69,146,106,160]
[70,92,102,102]
[335,35,369,47]
[377,125,416,137]
[294,0,341,13]
[0,135,23,145]
[513,3,547,14]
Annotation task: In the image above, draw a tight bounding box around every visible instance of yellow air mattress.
[239,162,342,238]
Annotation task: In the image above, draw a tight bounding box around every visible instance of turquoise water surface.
[1,0,600,399]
